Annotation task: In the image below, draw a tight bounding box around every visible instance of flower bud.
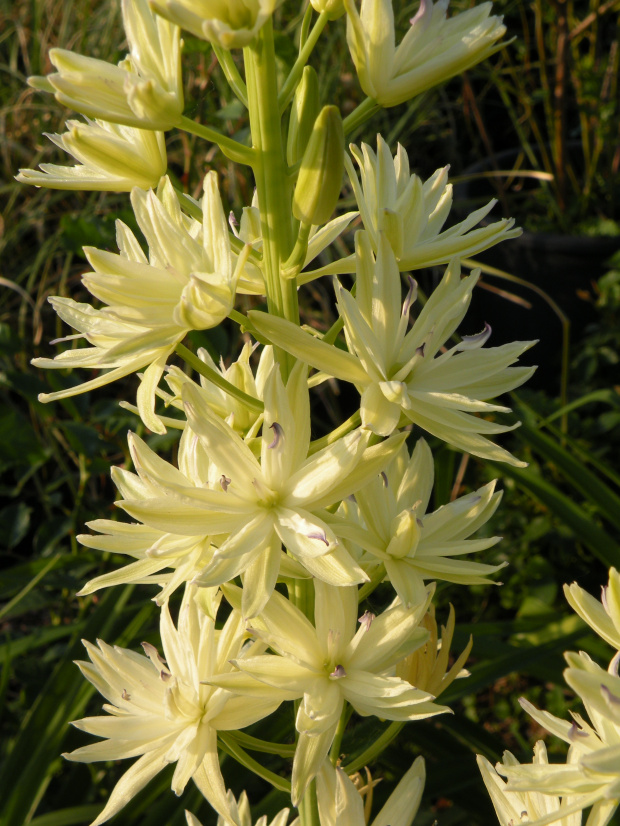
[310,0,346,20]
[286,66,320,166]
[292,105,345,226]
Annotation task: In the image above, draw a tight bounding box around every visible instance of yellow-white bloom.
[16,118,167,191]
[31,0,182,129]
[33,174,246,433]
[330,135,518,272]
[64,587,279,826]
[396,604,472,699]
[331,439,505,606]
[250,236,535,465]
[499,652,620,826]
[150,0,284,48]
[211,581,447,804]
[564,568,620,652]
[316,757,426,826]
[186,790,296,826]
[117,362,406,618]
[344,0,506,108]
[478,745,583,826]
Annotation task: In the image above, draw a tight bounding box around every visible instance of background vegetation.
[1,0,619,824]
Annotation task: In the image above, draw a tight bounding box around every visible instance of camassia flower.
[564,568,620,652]
[30,0,183,129]
[307,135,519,277]
[344,0,506,108]
[250,233,535,465]
[150,0,285,49]
[16,118,167,191]
[115,362,406,618]
[499,652,620,826]
[33,173,247,433]
[63,586,280,826]
[330,438,505,606]
[478,745,582,826]
[211,581,447,804]
[186,790,297,826]
[316,757,426,826]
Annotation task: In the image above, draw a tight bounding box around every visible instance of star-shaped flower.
[64,586,279,826]
[211,581,447,804]
[250,234,535,465]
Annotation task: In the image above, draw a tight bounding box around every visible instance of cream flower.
[250,235,535,465]
[186,790,297,826]
[64,587,280,826]
[330,438,505,605]
[33,174,247,433]
[499,652,620,826]
[478,745,583,826]
[114,362,406,618]
[564,568,620,652]
[396,604,472,699]
[316,757,426,826]
[211,581,447,804]
[307,135,519,277]
[344,0,506,108]
[150,0,284,49]
[31,0,183,129]
[16,118,167,191]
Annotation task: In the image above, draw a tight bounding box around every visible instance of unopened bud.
[287,66,320,166]
[310,0,345,20]
[293,105,344,226]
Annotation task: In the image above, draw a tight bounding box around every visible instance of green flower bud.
[292,105,345,226]
[286,66,320,166]
[310,0,346,20]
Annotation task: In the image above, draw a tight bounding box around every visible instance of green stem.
[307,410,361,455]
[244,20,299,375]
[343,97,380,136]
[357,564,386,604]
[228,308,270,345]
[278,12,329,113]
[298,779,320,826]
[218,733,291,793]
[175,342,264,413]
[212,42,249,107]
[329,703,350,766]
[178,115,255,165]
[282,220,311,279]
[225,730,296,757]
[342,721,405,774]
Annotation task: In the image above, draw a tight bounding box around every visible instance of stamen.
[228,210,238,229]
[308,530,329,546]
[141,641,166,665]
[330,664,347,678]
[122,689,131,701]
[49,333,83,345]
[567,722,588,741]
[268,422,284,449]
[602,683,620,704]
[410,0,430,26]
[415,342,426,357]
[380,471,388,487]
[457,322,492,351]
[358,610,375,631]
[402,276,418,316]
[220,474,231,492]
[601,585,609,613]
[160,670,171,682]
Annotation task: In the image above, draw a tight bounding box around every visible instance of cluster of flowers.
[20,0,614,825]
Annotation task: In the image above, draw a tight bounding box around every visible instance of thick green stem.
[178,115,255,165]
[244,20,299,376]
[175,342,264,413]
[299,780,320,826]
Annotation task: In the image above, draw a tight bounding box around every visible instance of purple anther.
[268,422,284,449]
[416,517,424,528]
[601,585,609,613]
[610,650,620,677]
[308,530,329,546]
[410,0,430,26]
[402,276,418,316]
[602,683,620,705]
[567,722,588,741]
[122,689,131,701]
[358,610,375,631]
[380,471,389,487]
[220,474,231,492]
[141,641,166,665]
[228,210,238,229]
[160,670,171,682]
[330,664,347,678]
[458,323,492,351]
[415,342,426,357]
